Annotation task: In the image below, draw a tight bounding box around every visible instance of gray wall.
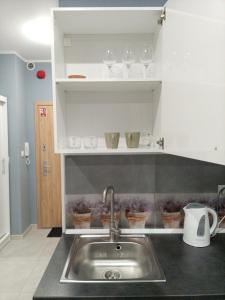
[0,55,52,233]
[59,0,167,6]
[65,155,225,195]
[66,155,155,194]
[0,54,30,234]
[16,56,30,232]
[24,63,53,224]
[155,155,225,193]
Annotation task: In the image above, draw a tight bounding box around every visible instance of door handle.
[2,158,5,175]
[43,161,51,176]
[156,137,164,150]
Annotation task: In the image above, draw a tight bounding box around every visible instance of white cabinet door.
[0,96,10,238]
[161,0,225,165]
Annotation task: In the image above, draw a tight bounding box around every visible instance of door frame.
[0,95,10,240]
[35,101,57,228]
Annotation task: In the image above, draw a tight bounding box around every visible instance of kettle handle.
[207,207,218,235]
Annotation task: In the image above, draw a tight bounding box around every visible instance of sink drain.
[104,270,121,280]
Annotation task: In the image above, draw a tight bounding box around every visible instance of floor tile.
[18,292,34,300]
[0,293,20,300]
[0,228,59,297]
[22,259,50,293]
[39,238,59,258]
[0,239,44,259]
[0,259,36,292]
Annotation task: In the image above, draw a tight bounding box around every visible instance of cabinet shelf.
[58,147,164,155]
[55,78,161,92]
[53,8,163,35]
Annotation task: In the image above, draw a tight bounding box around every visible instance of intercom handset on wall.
[24,142,29,157]
[21,142,31,166]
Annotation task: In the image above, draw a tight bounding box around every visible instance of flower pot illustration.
[160,199,183,228]
[126,211,149,228]
[72,212,92,229]
[218,210,225,228]
[161,211,182,228]
[100,212,120,229]
[71,199,92,229]
[124,198,151,228]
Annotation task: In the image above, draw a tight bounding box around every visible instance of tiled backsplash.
[65,155,155,194]
[65,155,225,229]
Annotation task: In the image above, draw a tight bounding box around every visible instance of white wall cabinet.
[51,0,225,165]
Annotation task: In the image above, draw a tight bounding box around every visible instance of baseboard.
[11,224,35,240]
[31,224,37,230]
[0,233,10,250]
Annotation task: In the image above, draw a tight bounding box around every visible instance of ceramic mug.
[104,132,120,149]
[125,132,140,148]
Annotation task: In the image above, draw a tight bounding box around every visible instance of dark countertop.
[33,234,225,300]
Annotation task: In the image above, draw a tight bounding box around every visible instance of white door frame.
[0,95,10,248]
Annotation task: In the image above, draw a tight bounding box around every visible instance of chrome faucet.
[102,186,120,242]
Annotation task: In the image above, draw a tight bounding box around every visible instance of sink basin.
[61,235,166,283]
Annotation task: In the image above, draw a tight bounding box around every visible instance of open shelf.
[57,147,164,155]
[53,7,163,156]
[55,78,161,92]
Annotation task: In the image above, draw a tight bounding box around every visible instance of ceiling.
[0,0,58,61]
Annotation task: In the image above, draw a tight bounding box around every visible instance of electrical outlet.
[218,185,225,194]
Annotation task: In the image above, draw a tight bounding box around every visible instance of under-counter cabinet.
[51,1,225,165]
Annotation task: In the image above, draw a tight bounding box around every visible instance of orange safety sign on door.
[39,107,48,117]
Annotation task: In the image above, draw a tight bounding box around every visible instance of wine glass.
[103,49,116,78]
[122,49,135,78]
[139,131,153,148]
[140,48,152,78]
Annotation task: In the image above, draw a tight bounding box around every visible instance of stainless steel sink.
[61,235,166,283]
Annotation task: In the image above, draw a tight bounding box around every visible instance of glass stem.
[144,65,148,79]
[108,65,113,78]
[126,65,130,79]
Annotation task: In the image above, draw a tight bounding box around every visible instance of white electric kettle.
[183,203,218,247]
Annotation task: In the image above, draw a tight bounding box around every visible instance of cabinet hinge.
[158,8,166,25]
[156,137,164,150]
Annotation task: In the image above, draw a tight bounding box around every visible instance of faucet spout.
[102,186,120,242]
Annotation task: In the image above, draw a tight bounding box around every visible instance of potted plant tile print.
[218,200,225,228]
[66,200,75,228]
[125,199,151,228]
[160,200,183,228]
[72,199,92,229]
[98,200,121,229]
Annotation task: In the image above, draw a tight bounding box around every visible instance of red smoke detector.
[36,70,46,79]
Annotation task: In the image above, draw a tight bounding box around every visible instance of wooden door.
[35,102,62,228]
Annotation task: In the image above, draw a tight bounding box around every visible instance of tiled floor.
[0,228,59,300]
